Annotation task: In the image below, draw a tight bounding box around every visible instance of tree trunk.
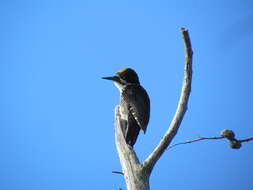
[115,105,150,190]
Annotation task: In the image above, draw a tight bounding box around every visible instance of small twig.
[168,136,225,149]
[239,136,253,143]
[112,170,124,175]
[168,131,253,150]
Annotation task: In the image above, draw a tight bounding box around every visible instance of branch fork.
[114,28,193,190]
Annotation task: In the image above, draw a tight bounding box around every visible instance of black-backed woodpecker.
[102,68,150,147]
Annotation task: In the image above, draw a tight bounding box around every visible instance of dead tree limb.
[113,28,253,190]
[143,28,193,173]
[239,136,253,143]
[114,28,193,190]
[167,136,225,149]
[167,130,253,150]
[115,105,150,190]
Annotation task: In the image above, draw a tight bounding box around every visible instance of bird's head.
[102,68,140,86]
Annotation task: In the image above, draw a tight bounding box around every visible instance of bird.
[102,68,150,147]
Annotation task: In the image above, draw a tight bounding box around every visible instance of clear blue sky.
[0,0,253,189]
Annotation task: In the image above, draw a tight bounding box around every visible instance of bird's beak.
[102,76,119,82]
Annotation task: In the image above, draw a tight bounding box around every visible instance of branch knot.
[220,129,241,149]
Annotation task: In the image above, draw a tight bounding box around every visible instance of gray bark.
[115,105,150,190]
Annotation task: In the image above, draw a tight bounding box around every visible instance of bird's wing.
[122,85,150,133]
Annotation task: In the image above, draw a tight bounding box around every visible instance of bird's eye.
[120,78,127,84]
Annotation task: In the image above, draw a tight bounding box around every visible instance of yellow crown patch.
[117,68,127,73]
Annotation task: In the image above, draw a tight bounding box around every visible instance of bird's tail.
[125,114,140,147]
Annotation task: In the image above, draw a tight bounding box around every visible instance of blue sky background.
[0,0,253,189]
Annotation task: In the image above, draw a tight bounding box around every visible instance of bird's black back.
[121,84,150,146]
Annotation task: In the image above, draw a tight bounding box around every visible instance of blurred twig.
[168,129,253,150]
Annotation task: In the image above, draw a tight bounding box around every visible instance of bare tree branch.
[115,105,150,190]
[167,136,225,149]
[143,28,193,173]
[168,129,253,150]
[112,28,252,190]
[112,171,124,175]
[239,136,253,143]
